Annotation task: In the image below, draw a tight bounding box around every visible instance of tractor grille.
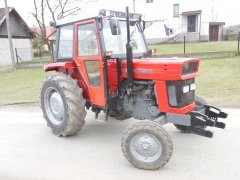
[167,78,195,108]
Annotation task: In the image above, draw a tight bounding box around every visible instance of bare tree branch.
[31,0,97,51]
[46,0,57,24]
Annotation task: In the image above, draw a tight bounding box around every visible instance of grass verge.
[196,56,240,108]
[150,41,238,55]
[0,68,47,105]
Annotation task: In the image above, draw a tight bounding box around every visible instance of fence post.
[15,48,18,64]
[184,36,186,55]
[238,32,240,53]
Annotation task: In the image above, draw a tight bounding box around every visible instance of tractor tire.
[121,121,173,170]
[41,73,87,137]
[174,96,207,133]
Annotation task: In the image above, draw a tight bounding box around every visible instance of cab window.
[57,25,74,59]
[78,23,99,56]
[84,60,101,87]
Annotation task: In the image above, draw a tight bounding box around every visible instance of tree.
[46,0,81,25]
[31,0,49,50]
[31,0,97,51]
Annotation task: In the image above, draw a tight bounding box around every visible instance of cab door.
[74,19,106,107]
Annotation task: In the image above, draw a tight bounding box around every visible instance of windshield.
[102,19,148,58]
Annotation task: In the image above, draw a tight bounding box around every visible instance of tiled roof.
[0,8,6,23]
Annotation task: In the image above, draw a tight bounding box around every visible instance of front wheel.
[121,121,173,170]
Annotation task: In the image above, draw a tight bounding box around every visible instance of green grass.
[0,68,47,104]
[33,56,52,63]
[0,56,239,107]
[150,41,239,55]
[196,56,240,108]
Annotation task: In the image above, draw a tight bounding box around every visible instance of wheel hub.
[44,88,65,125]
[49,92,64,119]
[130,133,162,163]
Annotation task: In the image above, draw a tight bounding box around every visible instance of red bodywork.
[45,57,200,114]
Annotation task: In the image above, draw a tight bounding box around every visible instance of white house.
[0,7,34,66]
[133,0,225,43]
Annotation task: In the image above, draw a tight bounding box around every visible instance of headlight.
[183,85,190,93]
[190,83,196,90]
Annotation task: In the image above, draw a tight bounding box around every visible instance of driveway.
[0,104,239,180]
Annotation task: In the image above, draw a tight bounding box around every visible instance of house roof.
[0,7,35,38]
[209,22,225,26]
[0,8,7,25]
[181,10,202,15]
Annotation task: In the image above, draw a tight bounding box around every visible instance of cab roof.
[54,9,142,28]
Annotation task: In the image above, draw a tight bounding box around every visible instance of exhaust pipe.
[126,6,133,96]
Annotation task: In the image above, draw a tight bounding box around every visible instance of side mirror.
[109,19,121,35]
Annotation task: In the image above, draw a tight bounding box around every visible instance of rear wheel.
[121,121,173,170]
[41,73,87,136]
[174,96,207,133]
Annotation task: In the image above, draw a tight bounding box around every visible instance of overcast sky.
[0,0,239,27]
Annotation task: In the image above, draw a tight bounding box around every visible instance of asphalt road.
[0,104,239,180]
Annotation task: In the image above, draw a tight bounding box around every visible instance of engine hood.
[120,57,200,81]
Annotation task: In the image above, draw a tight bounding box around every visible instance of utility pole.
[4,0,16,69]
[133,0,136,13]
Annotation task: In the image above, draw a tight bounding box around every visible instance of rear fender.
[44,62,76,73]
[44,62,90,100]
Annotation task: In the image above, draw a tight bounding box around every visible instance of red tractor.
[41,8,228,170]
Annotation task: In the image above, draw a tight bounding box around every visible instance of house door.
[209,25,219,41]
[187,15,196,32]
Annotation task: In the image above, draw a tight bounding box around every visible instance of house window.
[173,4,179,17]
[146,0,153,3]
[58,25,74,59]
[187,15,197,32]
